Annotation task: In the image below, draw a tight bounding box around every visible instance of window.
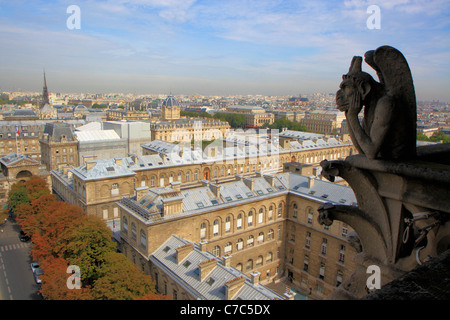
[247,235,254,247]
[257,232,264,243]
[151,176,155,187]
[122,216,128,234]
[319,263,325,280]
[247,210,253,227]
[342,223,348,237]
[303,255,309,272]
[258,208,263,224]
[246,259,253,270]
[111,183,119,196]
[292,203,298,218]
[321,238,328,255]
[213,219,219,236]
[278,203,283,217]
[268,205,273,220]
[186,171,190,182]
[307,207,314,224]
[224,242,232,254]
[212,245,220,257]
[256,255,263,266]
[336,270,343,287]
[339,245,346,263]
[200,223,207,240]
[194,170,198,180]
[305,231,311,249]
[266,252,273,263]
[140,230,147,249]
[267,229,274,240]
[237,213,242,229]
[225,216,231,232]
[131,223,137,241]
[236,238,244,251]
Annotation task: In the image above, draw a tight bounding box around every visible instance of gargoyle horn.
[348,56,363,75]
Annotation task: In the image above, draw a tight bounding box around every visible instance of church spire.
[42,69,50,107]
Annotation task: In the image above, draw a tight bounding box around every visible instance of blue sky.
[0,0,449,101]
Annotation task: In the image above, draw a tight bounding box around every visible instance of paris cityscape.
[0,0,449,310]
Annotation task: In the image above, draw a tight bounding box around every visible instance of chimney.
[210,183,221,197]
[255,171,263,177]
[222,255,232,268]
[135,186,148,202]
[198,258,217,281]
[243,177,254,191]
[114,158,123,166]
[308,176,315,188]
[265,174,276,187]
[83,155,97,164]
[175,243,194,264]
[199,240,208,252]
[201,179,209,187]
[170,181,181,191]
[86,160,96,171]
[250,271,260,286]
[225,276,246,300]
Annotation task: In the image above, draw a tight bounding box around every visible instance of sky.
[0,0,449,101]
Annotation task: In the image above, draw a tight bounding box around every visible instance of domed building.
[161,95,180,120]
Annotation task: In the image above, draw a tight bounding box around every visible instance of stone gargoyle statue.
[336,45,417,160]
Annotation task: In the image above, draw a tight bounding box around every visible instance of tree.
[213,113,246,128]
[7,181,30,212]
[24,176,50,201]
[263,117,309,132]
[39,256,93,300]
[64,215,117,286]
[91,251,156,300]
[15,194,57,236]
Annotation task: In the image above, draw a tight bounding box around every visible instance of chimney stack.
[225,276,246,300]
[175,243,194,264]
[198,258,217,281]
[308,175,315,188]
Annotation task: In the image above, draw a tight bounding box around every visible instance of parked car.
[19,230,30,242]
[31,262,40,274]
[35,268,44,284]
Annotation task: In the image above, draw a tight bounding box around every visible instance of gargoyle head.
[317,203,335,226]
[336,56,377,113]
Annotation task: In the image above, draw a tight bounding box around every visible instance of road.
[0,218,42,300]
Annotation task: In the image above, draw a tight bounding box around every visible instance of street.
[0,218,42,300]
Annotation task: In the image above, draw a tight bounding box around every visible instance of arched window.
[268,205,274,220]
[213,219,220,236]
[237,213,242,229]
[140,230,147,249]
[256,255,263,266]
[151,176,155,187]
[267,229,274,240]
[247,235,254,247]
[141,176,146,187]
[236,263,243,272]
[258,208,264,224]
[225,216,231,232]
[224,242,232,254]
[236,238,244,251]
[186,171,191,182]
[200,222,207,240]
[212,245,220,257]
[246,259,253,270]
[194,170,198,180]
[278,203,283,217]
[293,203,298,218]
[266,252,273,263]
[257,232,264,243]
[247,210,253,227]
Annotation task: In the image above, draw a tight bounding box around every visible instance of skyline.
[0,0,449,102]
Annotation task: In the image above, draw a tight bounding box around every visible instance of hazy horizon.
[1,0,449,102]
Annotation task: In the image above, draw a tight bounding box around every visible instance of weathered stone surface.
[365,249,450,300]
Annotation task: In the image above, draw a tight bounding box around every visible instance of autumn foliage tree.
[11,176,167,300]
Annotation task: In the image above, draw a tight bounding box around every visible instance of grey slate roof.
[150,235,285,300]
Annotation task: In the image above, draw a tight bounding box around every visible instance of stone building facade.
[118,169,357,299]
